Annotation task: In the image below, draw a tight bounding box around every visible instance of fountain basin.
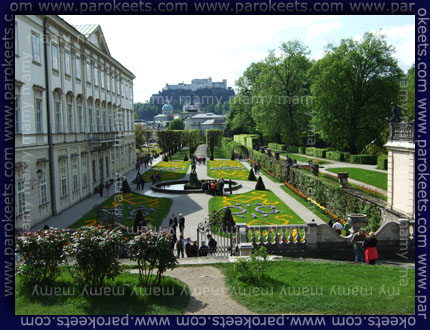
[151,179,242,194]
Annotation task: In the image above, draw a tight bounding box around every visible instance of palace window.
[51,44,58,70]
[32,32,41,63]
[16,179,26,215]
[59,159,68,197]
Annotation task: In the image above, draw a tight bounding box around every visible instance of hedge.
[248,150,382,231]
[298,147,306,154]
[233,134,259,150]
[287,168,382,231]
[377,155,388,170]
[326,151,350,162]
[286,146,299,153]
[222,137,248,158]
[268,143,286,151]
[348,154,377,165]
[305,147,328,158]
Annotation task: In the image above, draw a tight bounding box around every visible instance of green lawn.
[207,160,249,180]
[170,148,190,161]
[70,192,172,230]
[141,160,190,182]
[15,271,190,315]
[281,153,332,165]
[327,168,387,190]
[217,259,415,315]
[209,190,305,226]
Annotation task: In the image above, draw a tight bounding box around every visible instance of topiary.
[222,207,236,233]
[231,153,235,160]
[255,176,265,190]
[248,168,257,181]
[184,154,189,161]
[122,179,132,193]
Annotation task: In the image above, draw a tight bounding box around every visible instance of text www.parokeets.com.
[10,0,415,14]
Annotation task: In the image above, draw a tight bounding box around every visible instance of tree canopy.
[167,118,184,130]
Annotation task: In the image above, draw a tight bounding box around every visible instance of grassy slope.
[15,272,190,315]
[327,168,387,190]
[217,259,415,315]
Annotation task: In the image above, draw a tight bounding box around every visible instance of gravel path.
[164,266,251,315]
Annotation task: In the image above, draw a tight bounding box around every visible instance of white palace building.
[15,15,136,230]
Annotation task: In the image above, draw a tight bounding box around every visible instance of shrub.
[298,147,306,154]
[231,153,235,160]
[16,228,69,287]
[183,154,188,161]
[326,151,350,161]
[222,207,236,233]
[248,168,257,181]
[64,225,123,287]
[122,179,132,193]
[349,154,377,165]
[377,155,388,170]
[233,246,268,284]
[305,147,328,158]
[127,230,177,286]
[268,143,286,151]
[255,176,266,190]
[286,146,299,153]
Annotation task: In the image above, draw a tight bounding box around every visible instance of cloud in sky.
[60,15,414,102]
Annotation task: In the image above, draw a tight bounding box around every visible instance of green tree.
[206,129,223,160]
[135,124,147,149]
[405,65,415,120]
[310,32,402,153]
[168,118,184,130]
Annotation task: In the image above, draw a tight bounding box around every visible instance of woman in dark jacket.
[364,232,378,265]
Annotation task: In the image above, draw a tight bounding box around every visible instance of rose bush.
[16,228,69,287]
[127,230,176,287]
[64,225,123,287]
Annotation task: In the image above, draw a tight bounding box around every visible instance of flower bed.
[207,160,249,180]
[70,193,173,230]
[284,182,346,225]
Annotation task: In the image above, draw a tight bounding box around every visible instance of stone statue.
[390,102,402,123]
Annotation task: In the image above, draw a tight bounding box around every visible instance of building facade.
[15,15,136,230]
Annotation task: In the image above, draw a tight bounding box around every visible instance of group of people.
[328,219,378,265]
[202,179,232,196]
[171,233,217,258]
[196,157,207,165]
[135,172,145,190]
[167,213,218,258]
[98,181,112,197]
[151,172,162,185]
[136,156,153,171]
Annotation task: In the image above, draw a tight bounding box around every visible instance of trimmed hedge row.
[268,143,286,151]
[287,168,382,232]
[305,147,328,158]
[377,155,388,170]
[233,134,259,150]
[247,150,382,231]
[326,151,350,162]
[222,137,248,158]
[348,154,377,165]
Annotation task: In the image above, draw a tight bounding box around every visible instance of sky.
[61,15,414,103]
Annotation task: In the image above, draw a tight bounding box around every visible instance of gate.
[196,220,235,257]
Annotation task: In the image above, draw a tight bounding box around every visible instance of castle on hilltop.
[163,77,228,92]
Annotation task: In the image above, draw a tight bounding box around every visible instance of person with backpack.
[207,234,217,255]
[176,234,185,258]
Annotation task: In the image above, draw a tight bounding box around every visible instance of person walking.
[135,172,142,190]
[178,213,185,235]
[169,214,178,235]
[364,232,379,265]
[352,228,366,263]
[99,182,104,197]
[185,237,192,257]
